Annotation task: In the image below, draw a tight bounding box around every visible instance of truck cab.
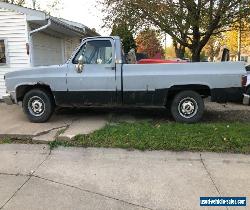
[62,37,123,106]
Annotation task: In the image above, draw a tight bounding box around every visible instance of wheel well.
[167,85,211,102]
[16,84,53,102]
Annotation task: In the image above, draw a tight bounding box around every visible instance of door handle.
[105,66,115,70]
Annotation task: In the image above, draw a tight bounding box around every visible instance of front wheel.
[171,90,204,123]
[23,89,54,123]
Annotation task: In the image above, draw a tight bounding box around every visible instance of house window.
[0,40,6,64]
[241,56,249,63]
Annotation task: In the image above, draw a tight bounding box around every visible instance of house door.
[66,38,117,106]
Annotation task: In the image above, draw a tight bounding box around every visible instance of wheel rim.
[28,96,45,117]
[178,97,198,119]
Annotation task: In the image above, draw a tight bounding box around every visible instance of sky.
[60,0,108,35]
[25,0,172,45]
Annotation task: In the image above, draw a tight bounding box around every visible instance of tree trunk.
[191,27,202,62]
[190,38,202,62]
[173,40,185,59]
[191,47,202,62]
[175,46,185,59]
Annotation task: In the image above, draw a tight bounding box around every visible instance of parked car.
[128,49,187,64]
[246,64,250,72]
[138,58,188,64]
[243,65,250,105]
[3,36,246,123]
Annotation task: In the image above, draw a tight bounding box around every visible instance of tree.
[173,40,186,59]
[101,0,250,61]
[27,0,62,15]
[203,35,223,61]
[202,21,250,61]
[165,45,176,58]
[136,28,163,58]
[0,0,25,5]
[222,21,250,59]
[1,0,62,15]
[110,22,136,53]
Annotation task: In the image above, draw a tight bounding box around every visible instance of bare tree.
[0,0,25,5]
[1,0,62,15]
[45,0,63,15]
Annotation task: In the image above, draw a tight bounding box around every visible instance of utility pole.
[32,0,36,9]
[237,0,242,61]
[165,33,167,59]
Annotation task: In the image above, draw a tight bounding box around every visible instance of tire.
[247,87,250,106]
[171,90,204,123]
[22,89,54,123]
[247,87,250,96]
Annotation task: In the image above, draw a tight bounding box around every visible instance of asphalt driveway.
[0,144,249,210]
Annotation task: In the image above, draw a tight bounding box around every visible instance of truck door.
[66,38,117,106]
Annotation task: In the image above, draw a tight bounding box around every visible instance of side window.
[0,40,6,65]
[73,43,87,64]
[73,40,113,64]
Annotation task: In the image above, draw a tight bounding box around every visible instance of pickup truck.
[3,36,246,123]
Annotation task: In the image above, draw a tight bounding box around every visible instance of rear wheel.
[23,89,54,123]
[247,87,250,105]
[171,90,204,123]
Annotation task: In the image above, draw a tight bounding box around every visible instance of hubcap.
[178,97,198,119]
[28,96,45,117]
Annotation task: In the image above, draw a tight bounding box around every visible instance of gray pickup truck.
[3,36,246,123]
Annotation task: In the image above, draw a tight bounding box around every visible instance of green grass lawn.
[50,121,250,154]
[0,138,12,144]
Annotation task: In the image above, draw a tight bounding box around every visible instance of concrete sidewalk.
[0,144,249,210]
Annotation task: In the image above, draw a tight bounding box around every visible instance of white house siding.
[0,8,29,98]
[32,32,64,66]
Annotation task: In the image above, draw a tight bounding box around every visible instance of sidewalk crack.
[33,175,153,210]
[200,154,221,195]
[200,154,229,210]
[34,125,69,138]
[32,148,51,173]
[0,175,31,210]
[0,148,51,209]
[0,172,27,177]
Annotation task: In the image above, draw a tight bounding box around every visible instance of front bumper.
[243,94,250,105]
[2,94,14,105]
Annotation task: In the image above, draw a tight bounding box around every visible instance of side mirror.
[75,55,84,73]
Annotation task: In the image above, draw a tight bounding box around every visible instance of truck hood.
[4,64,65,79]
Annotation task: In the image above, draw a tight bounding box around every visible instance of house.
[0,2,99,98]
[240,45,250,64]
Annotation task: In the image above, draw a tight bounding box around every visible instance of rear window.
[0,40,6,64]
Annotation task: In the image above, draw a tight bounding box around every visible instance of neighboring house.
[0,2,98,98]
[240,45,250,64]
[229,54,250,65]
[228,49,250,64]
